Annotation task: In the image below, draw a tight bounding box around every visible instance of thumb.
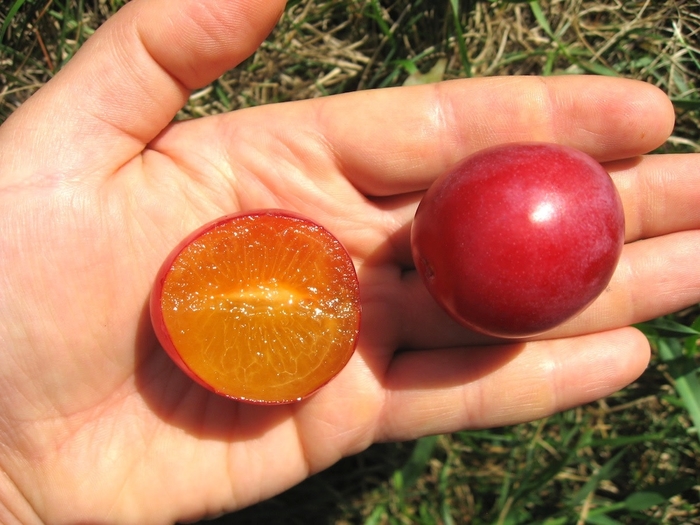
[0,0,285,186]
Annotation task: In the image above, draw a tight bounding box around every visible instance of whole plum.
[411,142,625,338]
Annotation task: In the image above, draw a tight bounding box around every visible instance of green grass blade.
[574,59,619,77]
[509,429,592,510]
[687,315,700,356]
[585,514,625,525]
[365,0,392,40]
[589,433,666,448]
[0,0,29,42]
[657,337,700,441]
[639,318,700,336]
[364,505,387,525]
[528,0,555,40]
[449,0,471,77]
[397,435,438,489]
[543,50,556,75]
[692,315,700,331]
[671,98,700,110]
[623,478,697,511]
[585,501,628,519]
[567,448,627,507]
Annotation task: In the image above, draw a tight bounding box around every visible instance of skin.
[0,0,698,523]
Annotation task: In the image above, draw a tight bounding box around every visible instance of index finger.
[308,75,674,196]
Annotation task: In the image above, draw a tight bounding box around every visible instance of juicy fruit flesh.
[157,213,360,403]
[411,142,625,338]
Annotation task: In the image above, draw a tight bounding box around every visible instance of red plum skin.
[411,142,625,338]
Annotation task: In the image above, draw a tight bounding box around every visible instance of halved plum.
[150,210,361,404]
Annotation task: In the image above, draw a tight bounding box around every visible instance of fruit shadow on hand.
[354,218,527,394]
[134,215,527,441]
[133,300,294,442]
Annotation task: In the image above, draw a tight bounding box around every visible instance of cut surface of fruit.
[151,211,361,404]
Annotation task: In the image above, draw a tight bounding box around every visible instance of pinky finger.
[375,327,650,441]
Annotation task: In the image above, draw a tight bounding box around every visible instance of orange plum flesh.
[151,210,361,404]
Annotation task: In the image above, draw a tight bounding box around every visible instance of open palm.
[1,1,699,523]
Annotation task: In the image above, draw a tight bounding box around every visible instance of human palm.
[1,0,699,523]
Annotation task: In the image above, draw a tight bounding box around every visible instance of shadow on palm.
[132,214,526,441]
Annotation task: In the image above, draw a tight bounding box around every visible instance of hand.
[1,0,698,523]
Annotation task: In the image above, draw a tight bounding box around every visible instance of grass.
[2,0,699,523]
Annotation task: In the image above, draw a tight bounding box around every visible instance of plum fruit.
[150,210,361,404]
[411,142,625,338]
